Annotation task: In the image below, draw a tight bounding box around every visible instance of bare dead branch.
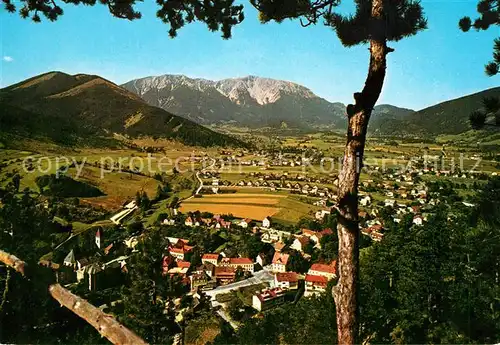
[0,249,26,276]
[49,284,148,345]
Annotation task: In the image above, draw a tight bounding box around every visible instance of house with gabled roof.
[304,274,329,297]
[274,272,299,290]
[219,257,254,273]
[202,253,220,266]
[308,260,337,280]
[252,287,286,311]
[168,239,193,261]
[239,218,253,228]
[262,216,271,228]
[167,260,191,276]
[291,236,311,253]
[63,249,76,268]
[271,252,289,272]
[214,266,236,285]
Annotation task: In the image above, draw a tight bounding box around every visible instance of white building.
[252,288,286,311]
[262,217,271,228]
[274,272,298,290]
[271,252,289,272]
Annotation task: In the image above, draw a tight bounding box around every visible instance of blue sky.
[1,0,498,110]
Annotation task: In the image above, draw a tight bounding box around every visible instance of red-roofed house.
[271,252,289,272]
[215,266,236,285]
[166,260,191,276]
[273,241,285,253]
[361,224,384,242]
[305,274,329,296]
[291,236,311,252]
[169,240,193,261]
[239,218,253,228]
[215,219,231,229]
[177,260,191,269]
[252,287,286,311]
[162,255,175,275]
[308,261,337,280]
[219,257,254,273]
[301,228,316,237]
[202,253,220,266]
[274,272,299,290]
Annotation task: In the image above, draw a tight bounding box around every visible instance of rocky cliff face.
[122,74,346,128]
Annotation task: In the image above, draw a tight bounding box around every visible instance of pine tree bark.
[333,0,388,343]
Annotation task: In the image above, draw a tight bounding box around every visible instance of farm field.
[180,203,280,220]
[180,191,320,224]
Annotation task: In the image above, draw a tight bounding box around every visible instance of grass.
[273,197,321,225]
[66,166,161,209]
[238,283,269,306]
[72,221,92,234]
[185,314,223,345]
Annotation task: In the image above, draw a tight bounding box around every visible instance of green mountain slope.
[372,87,500,136]
[0,72,246,148]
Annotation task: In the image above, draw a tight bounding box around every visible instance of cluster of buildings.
[183,214,271,230]
[60,230,129,291]
[162,238,257,291]
[251,260,337,311]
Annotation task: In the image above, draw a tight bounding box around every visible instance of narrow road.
[205,269,274,301]
[54,220,113,251]
[186,157,217,199]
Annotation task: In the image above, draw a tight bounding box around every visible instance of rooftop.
[305,274,329,285]
[275,272,298,282]
[272,252,290,265]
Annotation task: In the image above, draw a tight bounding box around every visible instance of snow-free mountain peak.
[122,74,344,128]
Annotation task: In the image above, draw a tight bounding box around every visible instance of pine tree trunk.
[333,0,388,343]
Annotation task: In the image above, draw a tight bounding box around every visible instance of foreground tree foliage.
[119,229,185,344]
[217,178,500,344]
[361,178,500,343]
[469,96,500,129]
[460,0,499,129]
[459,0,500,76]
